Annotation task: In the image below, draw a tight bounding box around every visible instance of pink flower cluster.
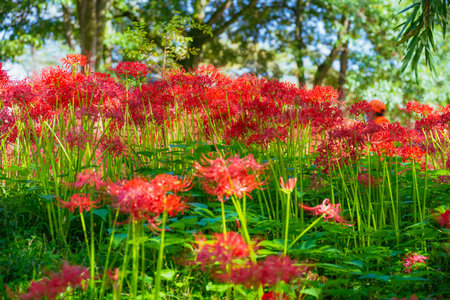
[7,261,89,300]
[402,252,428,273]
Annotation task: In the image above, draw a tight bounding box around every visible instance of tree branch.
[206,0,232,26]
[211,0,259,37]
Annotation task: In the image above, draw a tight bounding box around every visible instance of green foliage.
[122,14,212,72]
[396,0,448,79]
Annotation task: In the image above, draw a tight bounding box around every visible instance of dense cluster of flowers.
[402,252,428,273]
[107,174,192,229]
[194,231,253,267]
[194,154,267,201]
[1,55,448,163]
[194,231,308,291]
[6,261,89,300]
[299,198,354,226]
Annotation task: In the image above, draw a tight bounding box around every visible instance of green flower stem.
[99,208,120,300]
[89,208,95,292]
[283,191,292,255]
[154,211,168,300]
[79,212,92,290]
[221,201,227,236]
[288,215,324,250]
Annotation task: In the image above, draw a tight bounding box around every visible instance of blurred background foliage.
[1,0,448,117]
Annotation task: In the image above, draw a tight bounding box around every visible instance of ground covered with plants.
[0,56,449,299]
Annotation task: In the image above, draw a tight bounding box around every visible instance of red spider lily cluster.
[402,252,428,273]
[349,100,373,117]
[61,54,88,69]
[193,231,308,290]
[219,255,308,288]
[194,154,267,201]
[194,231,254,267]
[299,198,354,226]
[262,291,289,300]
[432,209,450,229]
[405,100,433,117]
[107,174,192,229]
[60,193,101,214]
[113,61,148,79]
[1,54,448,168]
[6,261,89,300]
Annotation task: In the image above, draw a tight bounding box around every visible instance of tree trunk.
[76,0,111,70]
[338,42,349,102]
[61,4,74,49]
[338,19,351,102]
[294,0,309,86]
[313,16,350,86]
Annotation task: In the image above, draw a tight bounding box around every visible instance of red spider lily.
[66,126,90,149]
[402,252,428,273]
[6,261,89,300]
[61,54,88,68]
[0,62,9,86]
[194,154,267,201]
[108,175,191,228]
[219,255,308,288]
[99,135,128,157]
[0,107,18,142]
[71,169,105,190]
[406,100,433,117]
[299,198,354,226]
[279,177,297,194]
[432,209,450,229]
[306,270,328,283]
[357,173,381,188]
[107,268,120,282]
[194,231,253,268]
[113,61,148,79]
[392,295,418,300]
[397,145,426,163]
[349,100,373,117]
[262,291,289,300]
[60,193,101,214]
[300,86,339,103]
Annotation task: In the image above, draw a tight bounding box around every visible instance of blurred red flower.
[219,255,308,288]
[433,209,450,229]
[194,231,252,268]
[7,261,89,300]
[194,154,267,201]
[61,54,88,68]
[60,193,100,214]
[113,61,148,79]
[402,252,428,273]
[406,100,433,117]
[108,174,191,229]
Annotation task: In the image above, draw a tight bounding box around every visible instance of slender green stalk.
[154,211,168,300]
[288,216,323,250]
[283,191,292,255]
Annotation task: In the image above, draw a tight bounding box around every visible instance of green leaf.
[301,288,321,299]
[112,233,128,248]
[160,269,176,281]
[358,273,390,282]
[92,209,109,221]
